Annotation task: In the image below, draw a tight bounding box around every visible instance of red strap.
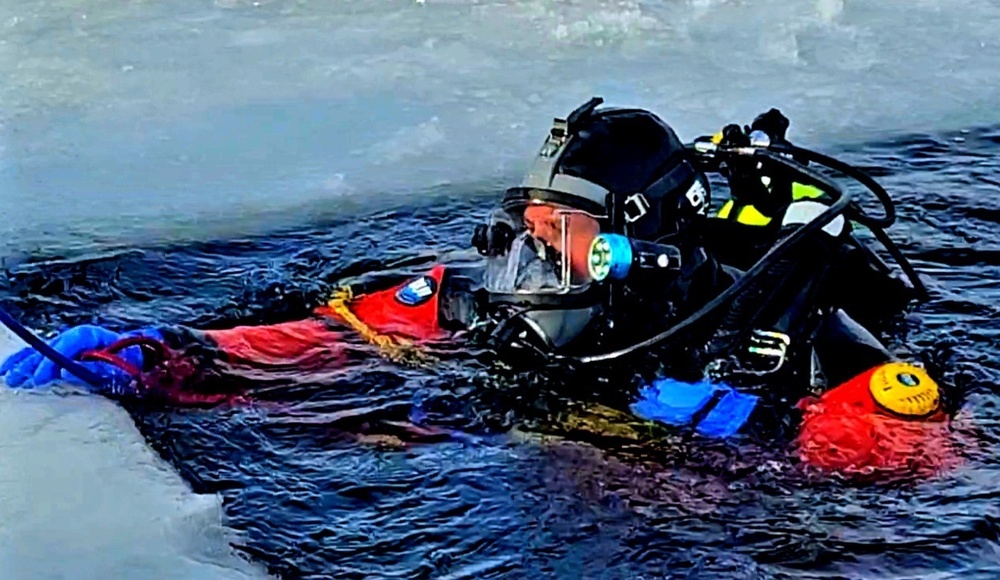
[102,335,169,361]
[77,336,243,407]
[78,336,173,381]
[78,350,144,378]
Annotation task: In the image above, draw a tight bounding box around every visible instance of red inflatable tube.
[795,362,959,476]
[205,264,450,368]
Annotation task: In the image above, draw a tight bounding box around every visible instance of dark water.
[3,128,1000,579]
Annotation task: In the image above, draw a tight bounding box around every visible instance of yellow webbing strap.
[326,287,429,365]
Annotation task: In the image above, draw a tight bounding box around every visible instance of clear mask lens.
[482,200,602,295]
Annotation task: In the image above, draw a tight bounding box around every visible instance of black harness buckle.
[623,193,650,223]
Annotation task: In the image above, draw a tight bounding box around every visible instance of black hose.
[769,141,896,229]
[770,141,928,299]
[566,136,933,364]
[564,149,854,364]
[870,225,930,300]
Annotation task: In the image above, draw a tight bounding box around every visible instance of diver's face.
[523,204,562,246]
[522,203,600,283]
[480,198,604,295]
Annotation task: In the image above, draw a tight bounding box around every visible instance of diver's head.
[470,97,708,352]
[526,96,710,242]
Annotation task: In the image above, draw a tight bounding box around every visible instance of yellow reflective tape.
[715,179,823,226]
[717,200,734,219]
[792,182,825,201]
[714,200,772,226]
[736,204,772,226]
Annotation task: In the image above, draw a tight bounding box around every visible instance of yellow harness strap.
[326,287,429,365]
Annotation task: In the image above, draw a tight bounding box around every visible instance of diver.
[0,97,941,448]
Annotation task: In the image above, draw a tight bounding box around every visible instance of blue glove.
[0,324,163,393]
[631,377,759,438]
[632,378,722,424]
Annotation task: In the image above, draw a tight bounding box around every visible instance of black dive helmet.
[471,97,711,352]
[491,97,709,242]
